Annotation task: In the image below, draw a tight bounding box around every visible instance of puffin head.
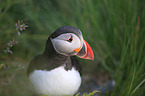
[49,26,94,60]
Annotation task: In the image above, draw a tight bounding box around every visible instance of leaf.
[0,64,5,71]
[75,93,80,96]
[76,91,101,96]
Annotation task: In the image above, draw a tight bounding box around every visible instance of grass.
[0,0,145,96]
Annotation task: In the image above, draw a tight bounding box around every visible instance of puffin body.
[27,26,94,96]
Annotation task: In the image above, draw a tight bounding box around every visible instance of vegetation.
[0,0,145,96]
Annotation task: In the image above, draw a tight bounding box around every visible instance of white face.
[50,33,82,56]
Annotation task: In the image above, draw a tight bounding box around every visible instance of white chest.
[29,66,81,96]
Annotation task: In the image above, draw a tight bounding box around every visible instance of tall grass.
[0,0,145,96]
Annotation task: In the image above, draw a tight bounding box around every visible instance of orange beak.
[75,39,94,60]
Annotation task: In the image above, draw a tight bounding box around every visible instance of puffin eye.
[67,35,73,43]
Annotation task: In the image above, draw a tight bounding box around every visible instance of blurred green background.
[0,0,145,96]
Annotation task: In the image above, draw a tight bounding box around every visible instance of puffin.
[27,26,94,96]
